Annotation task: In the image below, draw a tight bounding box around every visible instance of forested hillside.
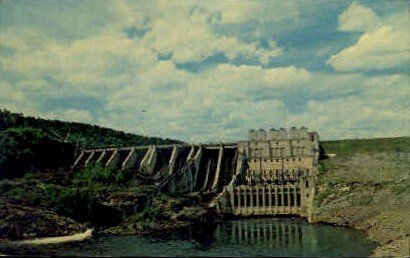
[0,109,181,178]
[0,109,181,148]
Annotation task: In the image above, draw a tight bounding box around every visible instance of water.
[40,218,376,257]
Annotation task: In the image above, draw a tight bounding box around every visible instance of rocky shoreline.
[0,173,220,255]
[312,208,409,257]
[0,178,88,243]
[313,153,410,257]
[1,166,408,257]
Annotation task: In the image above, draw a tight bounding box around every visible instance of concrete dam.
[73,127,319,220]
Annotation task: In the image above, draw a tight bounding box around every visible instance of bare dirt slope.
[314,137,410,257]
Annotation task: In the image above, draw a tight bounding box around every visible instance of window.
[296,192,301,206]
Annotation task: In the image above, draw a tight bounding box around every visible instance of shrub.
[0,127,74,179]
[73,163,130,188]
[44,163,130,222]
[45,183,98,222]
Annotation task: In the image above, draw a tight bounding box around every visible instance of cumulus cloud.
[0,1,408,142]
[101,63,313,142]
[338,3,381,31]
[1,30,157,99]
[285,74,410,139]
[130,3,283,64]
[328,4,409,71]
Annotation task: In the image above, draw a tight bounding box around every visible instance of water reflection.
[167,218,305,247]
[184,218,375,257]
[220,219,305,249]
[49,218,376,257]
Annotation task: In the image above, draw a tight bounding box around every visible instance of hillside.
[321,137,410,157]
[0,109,182,148]
[315,137,410,256]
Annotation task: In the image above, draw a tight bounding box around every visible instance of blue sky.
[0,0,409,142]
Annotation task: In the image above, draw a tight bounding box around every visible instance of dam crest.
[73,127,319,220]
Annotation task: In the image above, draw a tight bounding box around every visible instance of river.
[32,218,376,257]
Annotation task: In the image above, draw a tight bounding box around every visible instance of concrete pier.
[72,127,319,219]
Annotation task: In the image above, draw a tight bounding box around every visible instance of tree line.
[0,109,181,178]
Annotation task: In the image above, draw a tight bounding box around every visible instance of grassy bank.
[314,137,410,257]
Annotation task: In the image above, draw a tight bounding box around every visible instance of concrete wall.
[220,127,319,219]
[72,127,319,219]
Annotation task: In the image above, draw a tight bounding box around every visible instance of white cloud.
[328,5,410,71]
[338,3,381,31]
[285,74,410,139]
[43,109,95,125]
[208,1,299,25]
[100,64,409,142]
[0,82,42,117]
[1,1,408,143]
[328,25,410,71]
[1,31,158,99]
[0,82,25,102]
[102,63,313,142]
[134,3,283,64]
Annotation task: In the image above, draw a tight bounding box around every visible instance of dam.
[72,127,319,220]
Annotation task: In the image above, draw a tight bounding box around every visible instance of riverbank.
[1,172,406,256]
[1,137,408,256]
[0,171,218,252]
[314,138,410,257]
[0,177,88,242]
[3,218,377,257]
[98,193,220,238]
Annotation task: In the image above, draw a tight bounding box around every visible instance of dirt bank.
[314,148,409,257]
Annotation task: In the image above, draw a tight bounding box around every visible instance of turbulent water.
[36,218,376,257]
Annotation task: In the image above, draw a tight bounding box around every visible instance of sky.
[0,0,409,143]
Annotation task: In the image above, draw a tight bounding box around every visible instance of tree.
[0,127,74,178]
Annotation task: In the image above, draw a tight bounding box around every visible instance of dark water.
[38,218,376,257]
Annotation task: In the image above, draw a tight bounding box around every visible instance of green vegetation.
[0,127,74,178]
[45,184,92,219]
[0,110,189,240]
[320,137,410,157]
[72,162,131,188]
[1,109,181,148]
[44,163,130,223]
[0,109,181,179]
[127,204,165,231]
[318,137,410,185]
